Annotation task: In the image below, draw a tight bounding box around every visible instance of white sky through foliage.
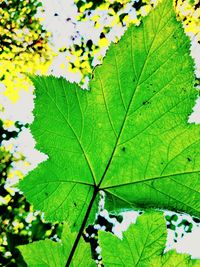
[1,0,200,260]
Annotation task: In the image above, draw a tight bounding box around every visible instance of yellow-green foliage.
[0,0,53,102]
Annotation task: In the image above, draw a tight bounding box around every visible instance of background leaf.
[99,211,199,267]
[18,224,95,267]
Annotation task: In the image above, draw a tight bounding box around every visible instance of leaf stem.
[65,187,98,266]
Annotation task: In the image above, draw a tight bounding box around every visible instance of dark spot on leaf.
[45,192,48,196]
[187,157,192,162]
[142,100,150,105]
[74,202,77,207]
[122,147,126,152]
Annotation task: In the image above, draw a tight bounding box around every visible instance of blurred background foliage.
[0,0,200,266]
[0,0,54,103]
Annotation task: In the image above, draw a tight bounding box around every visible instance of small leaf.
[99,212,199,267]
[18,225,95,267]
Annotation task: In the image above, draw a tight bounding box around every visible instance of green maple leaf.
[99,211,200,267]
[19,0,200,264]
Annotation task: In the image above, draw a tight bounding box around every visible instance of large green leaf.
[19,0,200,264]
[99,212,199,267]
[18,225,95,267]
